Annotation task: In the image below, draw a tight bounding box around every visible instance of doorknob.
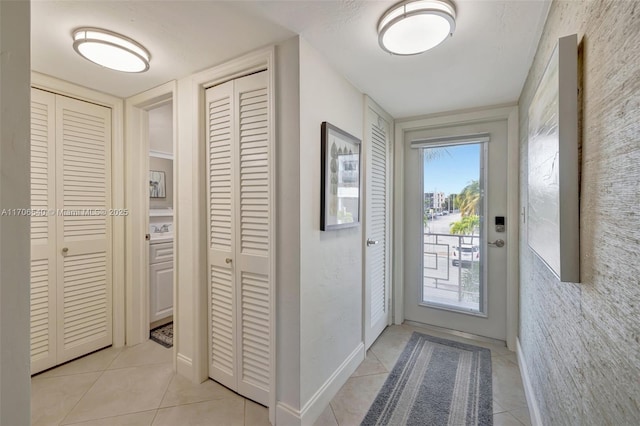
[366,238,379,247]
[62,247,69,255]
[488,239,505,248]
[225,258,233,264]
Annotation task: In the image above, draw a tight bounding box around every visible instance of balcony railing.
[423,232,481,309]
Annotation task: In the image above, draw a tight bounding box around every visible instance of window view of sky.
[423,144,480,196]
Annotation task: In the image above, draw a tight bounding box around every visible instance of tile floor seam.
[62,408,159,426]
[150,407,161,426]
[58,368,109,426]
[158,393,246,410]
[106,360,173,371]
[328,400,339,425]
[103,345,124,370]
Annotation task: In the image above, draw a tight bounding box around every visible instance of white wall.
[275,36,302,412]
[0,1,31,424]
[149,103,173,155]
[298,38,364,406]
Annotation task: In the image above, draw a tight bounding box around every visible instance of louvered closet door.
[30,89,58,374]
[233,71,270,405]
[206,80,237,391]
[364,106,391,350]
[55,95,113,364]
[206,71,271,407]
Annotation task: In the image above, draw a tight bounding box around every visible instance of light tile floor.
[31,340,269,426]
[314,323,532,426]
[32,324,530,426]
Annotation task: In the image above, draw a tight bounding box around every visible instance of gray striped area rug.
[361,332,492,426]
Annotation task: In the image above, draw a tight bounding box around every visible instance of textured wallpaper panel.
[518,1,640,424]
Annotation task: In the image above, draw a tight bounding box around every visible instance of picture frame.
[527,34,580,283]
[321,122,361,231]
[149,170,166,198]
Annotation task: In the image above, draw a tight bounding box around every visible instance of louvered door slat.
[30,89,57,374]
[370,124,387,323]
[206,81,237,391]
[369,124,387,323]
[364,104,392,350]
[56,95,112,364]
[235,72,270,406]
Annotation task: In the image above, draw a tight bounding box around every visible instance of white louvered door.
[206,71,271,406]
[206,79,237,391]
[29,89,112,374]
[55,95,112,364]
[364,105,392,350]
[30,89,57,373]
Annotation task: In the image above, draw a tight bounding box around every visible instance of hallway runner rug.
[150,322,173,348]
[361,332,493,426]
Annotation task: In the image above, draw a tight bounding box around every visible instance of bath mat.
[150,322,173,348]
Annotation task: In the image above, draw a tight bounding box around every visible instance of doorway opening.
[421,143,485,314]
[147,102,174,341]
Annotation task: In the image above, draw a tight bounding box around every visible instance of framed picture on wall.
[149,170,166,198]
[527,34,580,283]
[320,121,361,231]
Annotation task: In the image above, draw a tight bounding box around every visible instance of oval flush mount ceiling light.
[378,0,456,55]
[73,27,151,73]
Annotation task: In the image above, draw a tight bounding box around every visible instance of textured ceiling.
[31,0,551,118]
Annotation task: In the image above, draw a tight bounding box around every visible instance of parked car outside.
[451,244,480,267]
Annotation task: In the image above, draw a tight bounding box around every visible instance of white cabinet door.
[149,261,174,323]
[30,89,113,374]
[206,71,271,406]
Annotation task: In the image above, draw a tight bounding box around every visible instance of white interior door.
[402,120,508,340]
[233,71,270,405]
[206,71,271,406]
[206,79,237,391]
[364,102,392,350]
[55,94,112,364]
[30,88,57,373]
[30,90,113,373]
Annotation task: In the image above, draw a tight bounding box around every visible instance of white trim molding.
[517,338,543,426]
[31,71,126,348]
[149,149,174,160]
[124,80,177,376]
[393,104,519,349]
[178,46,277,424]
[277,343,365,426]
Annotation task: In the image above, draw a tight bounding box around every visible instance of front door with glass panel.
[403,120,508,340]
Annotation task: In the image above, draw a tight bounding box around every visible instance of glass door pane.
[421,143,484,314]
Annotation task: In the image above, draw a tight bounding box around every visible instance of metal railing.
[423,232,480,303]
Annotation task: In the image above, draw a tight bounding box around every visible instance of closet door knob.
[225,258,232,264]
[62,247,69,254]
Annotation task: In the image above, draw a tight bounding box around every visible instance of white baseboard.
[176,352,193,378]
[517,338,543,426]
[276,402,303,426]
[276,342,365,426]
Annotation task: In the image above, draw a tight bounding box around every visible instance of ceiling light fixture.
[378,0,456,56]
[72,27,151,73]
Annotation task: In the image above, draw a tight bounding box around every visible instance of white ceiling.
[31,0,551,119]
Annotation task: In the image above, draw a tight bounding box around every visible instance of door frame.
[31,71,126,348]
[393,105,519,350]
[124,81,177,356]
[179,47,276,424]
[362,95,394,349]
